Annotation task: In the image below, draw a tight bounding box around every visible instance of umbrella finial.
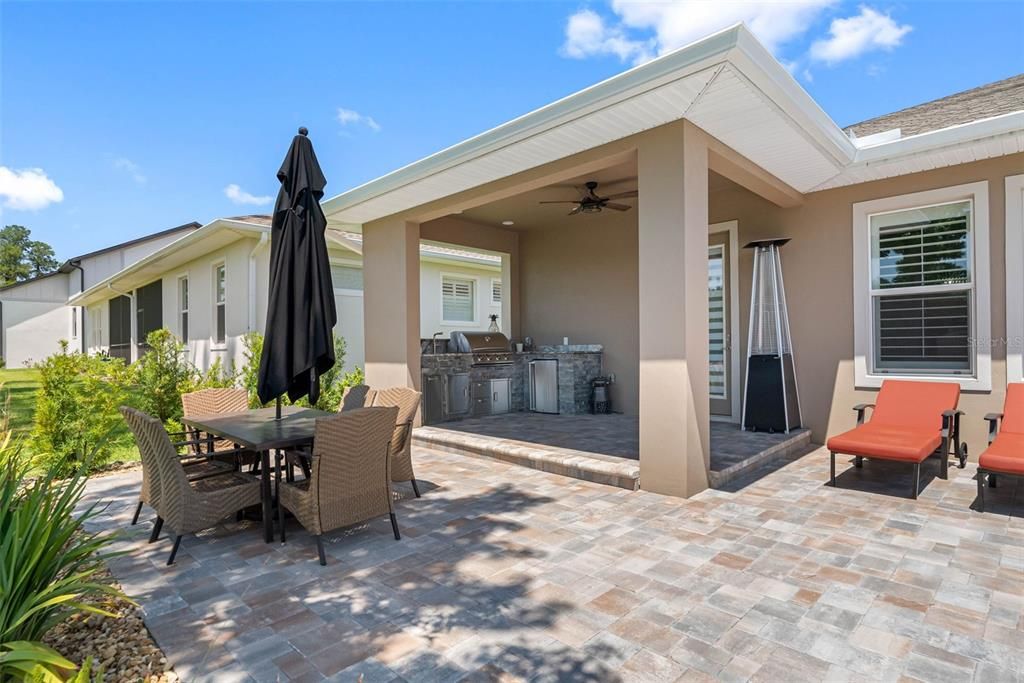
[298,127,309,136]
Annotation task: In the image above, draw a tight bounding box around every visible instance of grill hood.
[450,331,510,353]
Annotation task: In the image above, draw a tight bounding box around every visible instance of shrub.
[0,429,122,682]
[31,343,129,476]
[240,332,362,411]
[190,357,238,391]
[131,329,194,423]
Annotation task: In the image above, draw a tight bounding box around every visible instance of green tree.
[0,225,59,285]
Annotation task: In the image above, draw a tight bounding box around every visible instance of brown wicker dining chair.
[122,406,234,528]
[372,387,423,497]
[181,387,251,455]
[121,406,262,565]
[277,406,400,566]
[339,384,376,412]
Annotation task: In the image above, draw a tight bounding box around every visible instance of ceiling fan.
[539,181,638,215]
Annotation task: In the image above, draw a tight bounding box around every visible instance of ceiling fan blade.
[568,206,582,216]
[605,190,638,200]
[539,200,581,205]
[604,202,632,211]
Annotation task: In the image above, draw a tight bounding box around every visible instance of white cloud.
[336,107,381,132]
[0,166,64,211]
[561,9,655,64]
[562,1,835,65]
[810,6,911,64]
[113,157,146,185]
[224,183,273,206]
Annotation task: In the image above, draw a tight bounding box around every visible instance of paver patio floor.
[83,445,1024,682]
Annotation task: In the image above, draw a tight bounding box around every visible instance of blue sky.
[2,1,1022,261]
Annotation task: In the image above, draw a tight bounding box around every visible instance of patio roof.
[320,24,1024,228]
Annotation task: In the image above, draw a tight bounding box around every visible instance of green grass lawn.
[0,367,139,466]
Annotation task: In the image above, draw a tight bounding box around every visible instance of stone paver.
[82,444,1024,682]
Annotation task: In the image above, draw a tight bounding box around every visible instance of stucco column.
[362,219,421,390]
[637,121,710,497]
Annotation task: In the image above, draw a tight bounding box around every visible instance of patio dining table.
[181,405,335,543]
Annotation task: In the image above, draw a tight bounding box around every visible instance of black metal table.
[181,406,334,543]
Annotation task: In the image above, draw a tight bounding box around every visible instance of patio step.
[413,425,640,490]
[707,427,813,488]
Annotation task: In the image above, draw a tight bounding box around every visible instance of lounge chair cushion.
[869,379,960,432]
[826,423,942,463]
[1000,383,1024,435]
[979,432,1024,475]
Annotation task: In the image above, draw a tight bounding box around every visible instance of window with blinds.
[442,276,475,323]
[870,200,973,374]
[491,279,502,305]
[331,264,364,291]
[708,245,727,399]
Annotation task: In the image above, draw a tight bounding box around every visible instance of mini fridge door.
[529,359,559,414]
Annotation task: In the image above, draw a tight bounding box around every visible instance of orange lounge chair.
[826,380,966,499]
[977,383,1024,512]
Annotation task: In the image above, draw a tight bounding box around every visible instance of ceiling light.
[502,220,514,226]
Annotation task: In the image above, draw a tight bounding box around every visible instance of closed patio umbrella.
[257,127,336,410]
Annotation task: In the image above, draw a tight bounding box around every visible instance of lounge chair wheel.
[854,456,863,469]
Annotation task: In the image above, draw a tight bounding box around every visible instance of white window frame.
[1006,174,1024,383]
[177,274,189,343]
[70,306,79,339]
[853,181,990,391]
[490,278,502,306]
[440,273,477,325]
[212,261,227,347]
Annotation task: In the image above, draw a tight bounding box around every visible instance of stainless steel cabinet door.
[491,378,510,414]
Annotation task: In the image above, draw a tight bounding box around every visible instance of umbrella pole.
[276,396,282,420]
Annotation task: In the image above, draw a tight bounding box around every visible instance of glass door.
[709,233,732,417]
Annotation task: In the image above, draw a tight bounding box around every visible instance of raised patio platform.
[413,413,812,490]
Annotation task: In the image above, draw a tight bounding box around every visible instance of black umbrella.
[256,127,337,412]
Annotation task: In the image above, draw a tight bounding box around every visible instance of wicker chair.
[122,406,234,528]
[278,406,400,565]
[181,388,251,455]
[372,387,423,497]
[339,384,376,412]
[121,406,261,565]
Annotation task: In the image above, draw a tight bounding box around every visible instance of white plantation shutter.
[491,279,502,304]
[870,201,973,373]
[708,246,727,398]
[442,277,475,322]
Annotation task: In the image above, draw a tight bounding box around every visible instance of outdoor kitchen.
[420,331,605,424]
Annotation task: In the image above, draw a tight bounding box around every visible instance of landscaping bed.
[42,567,177,683]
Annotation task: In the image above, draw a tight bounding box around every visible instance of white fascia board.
[69,219,269,306]
[852,111,1024,163]
[321,24,745,221]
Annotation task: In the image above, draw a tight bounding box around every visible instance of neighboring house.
[314,24,1024,497]
[68,215,504,373]
[0,222,200,367]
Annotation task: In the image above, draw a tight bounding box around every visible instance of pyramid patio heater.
[742,238,802,433]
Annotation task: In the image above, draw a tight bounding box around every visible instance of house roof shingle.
[845,73,1024,139]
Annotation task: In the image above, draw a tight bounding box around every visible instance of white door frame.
[710,220,741,422]
[1007,174,1024,383]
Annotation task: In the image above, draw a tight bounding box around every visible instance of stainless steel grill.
[450,331,514,366]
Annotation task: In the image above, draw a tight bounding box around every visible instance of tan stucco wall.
[518,214,640,414]
[711,152,1024,451]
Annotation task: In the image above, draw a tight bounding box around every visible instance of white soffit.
[685,65,842,192]
[330,66,720,224]
[813,112,1024,191]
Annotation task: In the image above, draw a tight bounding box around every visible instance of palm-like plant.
[0,427,123,681]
